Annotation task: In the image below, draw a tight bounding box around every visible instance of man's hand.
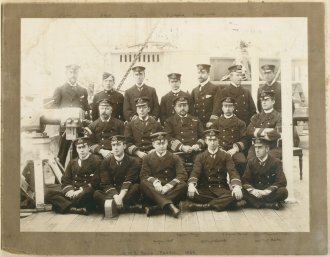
[191,144,201,152]
[227,148,238,156]
[113,194,123,209]
[187,183,199,198]
[136,150,147,159]
[153,181,163,192]
[181,145,192,153]
[260,189,272,197]
[161,184,173,195]
[206,122,213,128]
[65,190,75,199]
[232,186,243,200]
[72,187,83,198]
[148,149,156,154]
[99,149,112,159]
[250,189,263,198]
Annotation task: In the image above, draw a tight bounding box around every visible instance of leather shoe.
[123,204,145,214]
[69,207,88,216]
[188,203,212,212]
[167,203,180,218]
[145,205,162,217]
[263,202,280,210]
[235,200,247,209]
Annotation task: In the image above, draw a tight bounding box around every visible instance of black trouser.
[57,133,78,167]
[140,180,187,209]
[45,187,95,214]
[191,187,237,211]
[242,187,288,208]
[93,184,141,211]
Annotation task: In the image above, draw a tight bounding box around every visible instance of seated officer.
[45,137,101,215]
[139,132,188,218]
[246,89,282,160]
[92,72,124,121]
[93,135,143,218]
[159,73,193,124]
[242,138,288,210]
[187,129,245,212]
[85,99,125,159]
[164,96,204,173]
[211,97,248,176]
[124,97,163,159]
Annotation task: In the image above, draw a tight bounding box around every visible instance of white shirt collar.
[100,116,111,122]
[200,78,210,87]
[258,154,269,163]
[171,89,181,94]
[230,82,240,88]
[135,83,144,89]
[266,80,275,86]
[263,108,274,114]
[178,114,188,118]
[224,114,234,119]
[208,148,219,155]
[114,154,125,162]
[139,115,149,122]
[68,81,77,87]
[156,151,167,158]
[78,154,90,166]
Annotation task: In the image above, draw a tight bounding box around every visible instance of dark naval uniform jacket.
[188,149,242,195]
[191,81,218,126]
[87,117,125,154]
[211,83,256,126]
[164,114,204,152]
[124,116,163,155]
[92,90,124,121]
[61,154,101,194]
[242,155,287,192]
[98,154,140,194]
[211,114,248,151]
[140,151,188,187]
[123,84,160,121]
[159,90,194,124]
[246,110,281,149]
[257,81,281,113]
[52,82,90,112]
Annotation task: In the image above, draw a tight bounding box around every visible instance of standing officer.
[52,64,90,167]
[211,97,248,177]
[257,64,281,113]
[92,72,124,121]
[123,66,160,122]
[211,64,256,126]
[139,132,188,218]
[93,135,143,218]
[159,73,193,124]
[124,97,163,159]
[242,138,288,210]
[246,89,282,160]
[45,137,101,215]
[85,99,125,159]
[187,129,245,212]
[164,96,204,173]
[191,64,218,128]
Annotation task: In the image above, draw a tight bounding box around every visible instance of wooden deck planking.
[147,213,165,232]
[95,215,118,232]
[196,211,217,232]
[257,208,285,232]
[242,208,270,232]
[180,211,200,232]
[164,213,182,232]
[112,213,135,232]
[227,209,253,232]
[20,212,55,231]
[130,213,150,232]
[212,211,235,232]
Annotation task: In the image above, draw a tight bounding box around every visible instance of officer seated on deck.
[139,132,188,218]
[187,129,246,212]
[164,95,205,174]
[242,138,288,210]
[45,137,101,215]
[93,135,144,218]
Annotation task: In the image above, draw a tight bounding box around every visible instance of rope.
[116,20,161,91]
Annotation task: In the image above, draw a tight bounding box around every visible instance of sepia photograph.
[19,17,310,233]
